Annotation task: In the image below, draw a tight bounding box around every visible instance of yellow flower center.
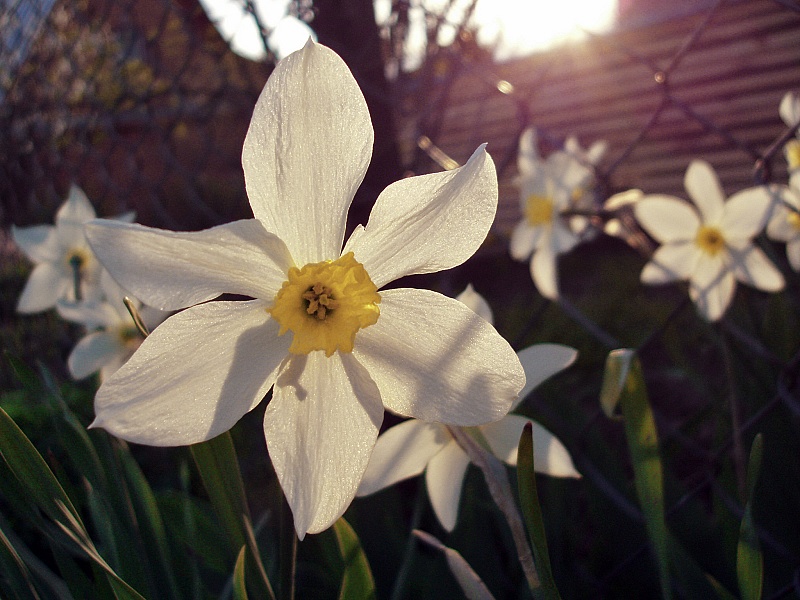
[66,248,92,274]
[524,194,554,227]
[268,252,381,357]
[786,140,800,170]
[118,326,143,350]
[788,210,800,231]
[695,225,726,256]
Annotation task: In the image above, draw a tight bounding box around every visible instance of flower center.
[269,252,381,357]
[788,209,800,231]
[524,194,554,227]
[695,225,726,256]
[118,326,143,350]
[786,140,800,170]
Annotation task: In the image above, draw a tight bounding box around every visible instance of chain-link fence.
[2,0,800,598]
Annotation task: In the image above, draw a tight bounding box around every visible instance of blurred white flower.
[603,189,643,239]
[57,271,168,381]
[779,92,800,172]
[85,41,524,539]
[11,186,131,313]
[635,160,784,321]
[510,128,603,299]
[766,180,800,272]
[357,285,579,532]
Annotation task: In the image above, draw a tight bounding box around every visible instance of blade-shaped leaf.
[413,529,495,600]
[600,349,671,600]
[190,431,250,557]
[737,434,764,600]
[517,422,562,600]
[333,517,375,600]
[234,546,249,600]
[0,405,83,532]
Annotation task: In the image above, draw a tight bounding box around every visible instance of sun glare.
[199,0,618,67]
[473,0,619,60]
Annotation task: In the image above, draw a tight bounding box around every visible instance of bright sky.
[197,0,618,67]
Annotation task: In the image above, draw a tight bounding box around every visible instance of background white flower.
[635,160,784,321]
[11,185,133,313]
[780,92,800,172]
[357,286,580,532]
[85,41,524,539]
[510,128,601,299]
[57,271,168,381]
[766,179,800,272]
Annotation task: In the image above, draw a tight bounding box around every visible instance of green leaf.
[116,443,182,600]
[0,521,43,600]
[243,514,276,600]
[517,422,561,600]
[600,349,671,600]
[737,434,763,600]
[413,529,495,600]
[233,546,249,600]
[0,405,83,530]
[4,352,40,391]
[333,517,375,600]
[190,431,250,557]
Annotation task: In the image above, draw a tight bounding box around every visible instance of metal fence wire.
[2,0,800,598]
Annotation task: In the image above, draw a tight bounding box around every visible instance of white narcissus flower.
[11,186,131,313]
[779,92,800,172]
[766,178,800,272]
[603,189,643,239]
[510,128,602,300]
[635,160,785,322]
[357,285,580,532]
[85,41,524,539]
[57,271,168,381]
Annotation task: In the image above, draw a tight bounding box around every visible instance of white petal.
[58,186,97,222]
[684,160,725,224]
[483,415,579,477]
[788,239,800,271]
[766,202,797,241]
[425,439,469,532]
[640,242,698,284]
[634,196,700,243]
[56,186,97,248]
[689,256,735,321]
[721,186,775,240]
[456,284,493,325]
[57,299,120,329]
[510,221,542,260]
[517,128,540,177]
[68,331,122,380]
[586,140,609,165]
[344,146,497,288]
[265,352,383,538]
[779,92,800,127]
[353,288,523,426]
[242,40,373,266]
[515,344,577,410]
[86,219,292,311]
[92,300,289,444]
[16,263,67,313]
[551,219,579,254]
[531,246,559,300]
[729,246,785,292]
[357,420,447,496]
[11,225,60,264]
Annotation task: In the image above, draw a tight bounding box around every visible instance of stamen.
[69,254,83,301]
[525,194,554,227]
[269,252,380,356]
[695,225,725,256]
